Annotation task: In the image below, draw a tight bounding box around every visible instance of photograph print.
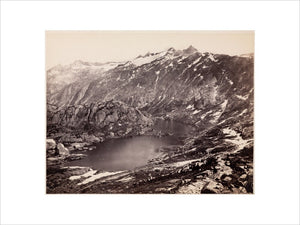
[46,31,254,194]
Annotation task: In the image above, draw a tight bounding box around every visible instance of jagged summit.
[54,46,200,71]
[135,51,157,59]
[167,47,176,52]
[135,54,143,59]
[183,45,198,54]
[144,52,152,57]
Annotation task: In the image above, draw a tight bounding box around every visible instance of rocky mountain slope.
[47,46,253,120]
[46,46,254,194]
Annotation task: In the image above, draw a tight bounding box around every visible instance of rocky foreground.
[47,112,253,194]
[46,46,254,194]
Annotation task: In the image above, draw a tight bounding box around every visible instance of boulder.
[239,174,247,179]
[46,139,56,150]
[125,127,132,134]
[239,186,247,194]
[57,143,69,155]
[223,176,232,182]
[105,111,119,124]
[95,111,106,123]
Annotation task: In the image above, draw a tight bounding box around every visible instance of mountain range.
[47,46,253,129]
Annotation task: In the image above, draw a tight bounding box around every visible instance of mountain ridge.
[47,46,253,127]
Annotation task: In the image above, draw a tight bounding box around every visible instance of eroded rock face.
[57,143,69,156]
[47,101,152,132]
[46,101,153,158]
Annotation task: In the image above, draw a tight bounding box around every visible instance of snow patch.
[192,57,202,65]
[69,170,97,181]
[177,56,187,64]
[186,147,197,153]
[171,159,200,167]
[223,128,252,153]
[192,109,201,115]
[200,110,212,120]
[236,94,248,100]
[131,52,165,66]
[118,176,133,182]
[223,128,236,136]
[95,62,119,71]
[63,166,86,170]
[186,104,194,110]
[78,171,124,185]
[154,74,159,89]
[71,62,120,72]
[238,109,247,116]
[210,100,228,123]
[226,76,233,85]
[221,99,228,109]
[208,54,217,62]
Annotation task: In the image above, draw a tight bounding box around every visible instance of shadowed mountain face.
[46,46,254,194]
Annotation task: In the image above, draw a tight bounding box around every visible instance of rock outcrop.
[47,100,153,143]
[57,143,69,156]
[46,139,56,150]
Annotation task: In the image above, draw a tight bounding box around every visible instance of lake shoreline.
[47,124,254,194]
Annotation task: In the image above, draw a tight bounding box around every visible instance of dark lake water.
[66,120,194,171]
[154,119,195,136]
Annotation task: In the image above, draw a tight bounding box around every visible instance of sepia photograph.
[1,0,299,224]
[46,31,254,194]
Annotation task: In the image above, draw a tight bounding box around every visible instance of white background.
[1,1,299,224]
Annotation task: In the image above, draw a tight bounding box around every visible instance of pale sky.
[46,31,254,70]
